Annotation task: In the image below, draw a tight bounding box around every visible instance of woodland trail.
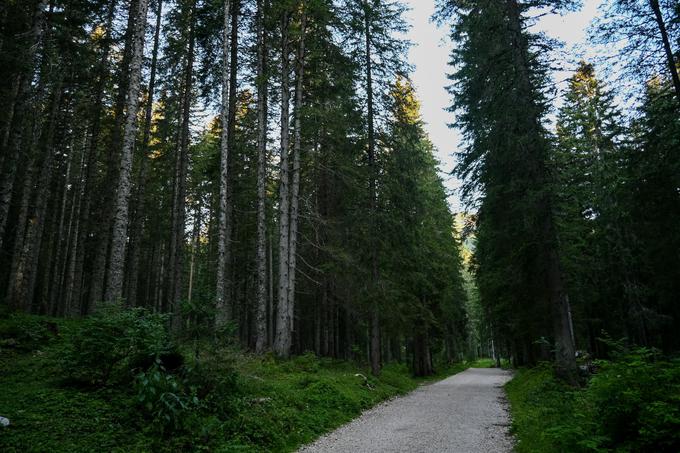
[298,368,514,453]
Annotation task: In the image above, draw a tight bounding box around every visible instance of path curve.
[298,367,514,453]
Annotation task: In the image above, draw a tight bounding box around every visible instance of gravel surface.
[298,368,514,453]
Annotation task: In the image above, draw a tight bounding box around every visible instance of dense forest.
[0,0,470,376]
[1,0,679,450]
[436,0,680,383]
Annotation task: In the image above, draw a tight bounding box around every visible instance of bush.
[182,353,239,416]
[61,308,176,386]
[134,361,199,435]
[586,348,680,451]
[0,314,58,351]
[134,349,240,438]
[506,348,680,452]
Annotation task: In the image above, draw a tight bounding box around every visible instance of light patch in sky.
[402,0,602,212]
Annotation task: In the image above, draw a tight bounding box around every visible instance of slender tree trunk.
[62,140,86,315]
[187,202,201,305]
[363,1,381,376]
[225,0,239,323]
[67,1,118,314]
[126,0,163,307]
[286,10,306,353]
[215,0,233,330]
[0,0,48,252]
[7,80,63,311]
[649,0,680,106]
[254,0,269,352]
[268,231,274,346]
[546,223,577,382]
[167,1,195,330]
[274,10,292,358]
[47,146,73,314]
[54,140,84,315]
[91,0,138,308]
[6,157,36,307]
[104,0,150,303]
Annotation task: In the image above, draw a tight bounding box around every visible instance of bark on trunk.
[649,0,680,107]
[91,0,139,309]
[274,10,292,358]
[125,0,163,307]
[187,202,201,304]
[215,0,233,330]
[167,2,195,330]
[0,0,48,252]
[254,0,269,353]
[225,0,239,325]
[7,80,63,311]
[363,0,381,376]
[286,11,306,354]
[412,326,433,377]
[104,0,150,303]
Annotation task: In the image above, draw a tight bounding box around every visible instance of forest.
[0,0,679,451]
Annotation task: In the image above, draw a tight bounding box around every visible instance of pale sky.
[403,0,603,212]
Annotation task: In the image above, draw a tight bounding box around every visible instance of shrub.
[0,314,57,351]
[507,349,680,452]
[61,307,176,386]
[134,361,199,435]
[182,354,239,416]
[586,348,680,451]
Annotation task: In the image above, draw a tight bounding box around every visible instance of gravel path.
[298,368,514,453]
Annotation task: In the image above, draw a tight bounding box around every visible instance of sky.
[402,0,603,212]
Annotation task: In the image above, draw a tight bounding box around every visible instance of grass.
[505,365,580,453]
[0,314,477,452]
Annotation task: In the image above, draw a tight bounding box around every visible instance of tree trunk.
[187,202,201,305]
[104,0,150,303]
[649,0,680,107]
[225,0,239,324]
[47,145,73,314]
[7,80,63,311]
[286,10,306,354]
[54,139,85,315]
[254,0,269,353]
[0,0,48,252]
[215,0,233,330]
[412,325,433,377]
[268,230,274,346]
[167,1,195,331]
[363,0,381,376]
[274,10,292,358]
[67,1,118,315]
[125,0,163,307]
[91,0,139,309]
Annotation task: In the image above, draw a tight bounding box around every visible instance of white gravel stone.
[298,367,514,453]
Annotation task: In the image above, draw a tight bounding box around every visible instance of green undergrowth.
[0,313,471,452]
[467,357,511,368]
[506,348,680,452]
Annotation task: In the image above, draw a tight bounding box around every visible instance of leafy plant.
[507,349,680,452]
[134,361,199,435]
[61,307,175,386]
[0,314,57,351]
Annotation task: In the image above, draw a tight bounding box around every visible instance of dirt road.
[298,368,514,453]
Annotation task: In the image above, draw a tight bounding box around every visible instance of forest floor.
[298,367,514,453]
